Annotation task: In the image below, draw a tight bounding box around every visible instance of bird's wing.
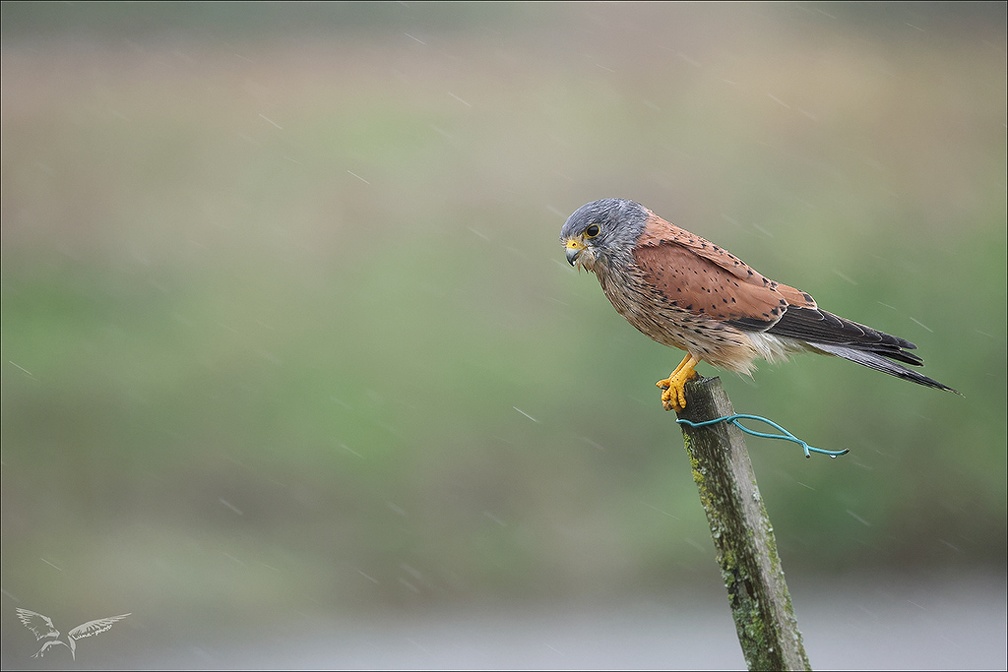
[763,306,921,360]
[636,214,925,353]
[15,608,59,640]
[633,239,812,324]
[68,614,131,641]
[639,213,808,287]
[31,639,71,659]
[635,213,816,322]
[636,236,921,356]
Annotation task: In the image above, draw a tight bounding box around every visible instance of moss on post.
[676,376,811,671]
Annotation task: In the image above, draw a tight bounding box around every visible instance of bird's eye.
[585,224,601,238]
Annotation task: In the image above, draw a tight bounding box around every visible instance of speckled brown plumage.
[560,198,957,411]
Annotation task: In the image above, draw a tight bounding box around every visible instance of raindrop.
[513,406,539,423]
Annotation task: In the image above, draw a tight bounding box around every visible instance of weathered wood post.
[676,376,811,671]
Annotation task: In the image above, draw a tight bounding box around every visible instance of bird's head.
[560,198,649,272]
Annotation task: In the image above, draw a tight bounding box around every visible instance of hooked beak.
[564,237,586,266]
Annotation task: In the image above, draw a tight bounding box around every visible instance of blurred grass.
[1,0,1006,656]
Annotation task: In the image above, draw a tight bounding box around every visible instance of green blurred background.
[2,2,1005,668]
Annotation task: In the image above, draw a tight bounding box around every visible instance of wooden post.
[676,376,811,671]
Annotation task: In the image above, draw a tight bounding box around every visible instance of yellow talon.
[656,353,700,412]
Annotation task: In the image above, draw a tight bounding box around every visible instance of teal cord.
[676,413,849,459]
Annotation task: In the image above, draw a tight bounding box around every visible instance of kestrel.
[16,607,131,660]
[560,198,957,411]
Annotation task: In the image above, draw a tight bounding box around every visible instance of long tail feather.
[811,343,959,394]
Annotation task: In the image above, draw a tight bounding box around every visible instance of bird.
[16,607,131,660]
[560,198,957,411]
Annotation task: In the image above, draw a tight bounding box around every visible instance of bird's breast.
[593,259,763,373]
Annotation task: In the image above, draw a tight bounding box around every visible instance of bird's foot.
[656,354,699,412]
